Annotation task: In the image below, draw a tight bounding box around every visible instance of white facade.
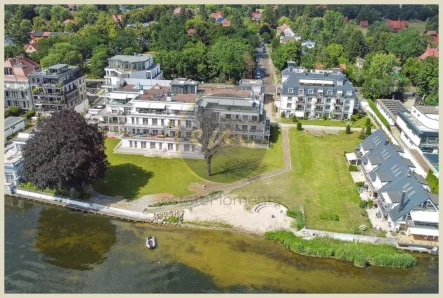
[4,117,26,141]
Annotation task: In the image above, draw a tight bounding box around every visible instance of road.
[255,44,278,94]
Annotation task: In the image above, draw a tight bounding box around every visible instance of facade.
[238,79,265,97]
[280,62,356,120]
[4,117,26,142]
[4,132,31,192]
[376,99,407,126]
[356,130,439,239]
[301,40,316,49]
[4,56,40,110]
[29,64,87,115]
[104,54,162,92]
[86,80,270,158]
[396,106,439,154]
[24,43,39,54]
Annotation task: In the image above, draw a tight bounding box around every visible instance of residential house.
[359,20,369,28]
[221,19,231,27]
[376,99,407,126]
[4,117,26,142]
[251,12,262,22]
[173,7,183,14]
[427,31,439,46]
[419,45,439,60]
[187,28,196,35]
[209,11,223,19]
[4,132,32,195]
[301,40,316,49]
[238,79,265,98]
[112,14,123,28]
[386,19,408,33]
[396,106,439,154]
[356,130,438,239]
[104,54,162,92]
[280,61,357,120]
[30,31,63,44]
[277,24,295,37]
[24,43,39,54]
[280,36,302,44]
[29,64,88,115]
[4,56,40,110]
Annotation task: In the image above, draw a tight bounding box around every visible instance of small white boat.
[146,236,156,249]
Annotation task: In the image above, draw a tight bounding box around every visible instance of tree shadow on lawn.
[95,163,154,200]
[211,158,267,179]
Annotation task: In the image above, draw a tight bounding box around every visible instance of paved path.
[280,123,362,131]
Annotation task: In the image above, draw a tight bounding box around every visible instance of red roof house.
[112,14,123,23]
[419,45,439,60]
[4,56,40,82]
[359,20,368,28]
[386,19,408,33]
[427,31,439,45]
[173,7,182,15]
[221,19,231,27]
[187,28,196,35]
[209,11,223,19]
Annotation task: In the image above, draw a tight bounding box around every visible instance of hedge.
[319,213,340,221]
[287,209,305,230]
[265,230,416,268]
[349,165,358,171]
[366,99,391,131]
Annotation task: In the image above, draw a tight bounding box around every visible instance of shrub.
[346,124,351,134]
[165,216,179,223]
[365,118,371,127]
[359,201,368,209]
[291,115,297,122]
[426,169,439,194]
[264,230,416,268]
[297,122,302,131]
[366,99,391,131]
[348,165,358,171]
[319,213,340,221]
[365,125,372,136]
[355,182,365,187]
[359,128,366,139]
[350,115,358,122]
[367,200,374,208]
[287,209,304,230]
[281,112,286,118]
[5,106,22,117]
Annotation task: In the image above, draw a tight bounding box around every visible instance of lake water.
[4,196,439,293]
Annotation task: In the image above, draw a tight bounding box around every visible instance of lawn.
[92,126,284,199]
[232,129,374,234]
[279,116,374,128]
[408,21,427,33]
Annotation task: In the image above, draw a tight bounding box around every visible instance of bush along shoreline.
[265,230,416,268]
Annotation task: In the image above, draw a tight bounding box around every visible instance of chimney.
[400,191,407,210]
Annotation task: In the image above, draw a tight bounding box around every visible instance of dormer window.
[4,67,13,75]
[308,89,314,94]
[327,90,333,96]
[288,88,294,93]
[346,91,352,96]
[337,80,343,86]
[298,89,304,95]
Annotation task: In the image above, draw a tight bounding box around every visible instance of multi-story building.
[4,56,40,110]
[356,130,439,239]
[103,54,162,92]
[4,132,32,195]
[396,106,439,154]
[28,64,88,115]
[280,62,357,120]
[86,80,270,158]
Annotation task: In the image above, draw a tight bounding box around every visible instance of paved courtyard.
[366,207,389,232]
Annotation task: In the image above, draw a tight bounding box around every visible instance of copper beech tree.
[22,110,109,191]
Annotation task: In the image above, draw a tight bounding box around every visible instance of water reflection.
[35,208,117,270]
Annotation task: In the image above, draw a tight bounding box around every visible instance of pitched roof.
[42,31,51,37]
[63,19,75,24]
[173,7,182,14]
[419,46,439,60]
[386,19,408,31]
[221,19,231,27]
[209,11,223,19]
[359,20,368,28]
[187,28,196,35]
[277,24,290,34]
[112,14,122,23]
[4,56,40,82]
[427,31,438,36]
[251,12,261,18]
[24,43,39,51]
[359,129,386,151]
[216,17,225,23]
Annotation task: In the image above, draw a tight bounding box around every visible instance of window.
[288,96,292,100]
[288,88,294,93]
[242,125,247,131]
[252,116,258,121]
[161,119,165,126]
[326,99,331,103]
[141,141,146,148]
[177,120,181,126]
[150,142,156,149]
[298,89,304,95]
[168,143,173,150]
[345,100,350,104]
[186,132,191,138]
[225,114,231,119]
[337,91,343,97]
[159,143,162,150]
[308,89,313,94]
[186,120,191,128]
[337,80,343,86]
[242,115,248,121]
[129,140,133,148]
[346,91,352,96]
[134,141,138,148]
[251,126,257,131]
[184,144,190,151]
[191,145,195,152]
[327,90,333,96]
[152,119,158,125]
[170,120,175,127]
[325,105,330,110]
[287,103,292,108]
[5,173,14,183]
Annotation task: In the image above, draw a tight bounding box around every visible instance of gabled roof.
[187,28,196,35]
[221,19,231,27]
[173,7,182,14]
[419,46,439,60]
[4,56,40,82]
[209,11,223,19]
[359,20,368,28]
[216,17,225,23]
[112,14,122,23]
[359,129,386,151]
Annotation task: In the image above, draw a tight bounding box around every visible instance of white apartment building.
[86,80,270,159]
[280,62,356,120]
[103,54,162,92]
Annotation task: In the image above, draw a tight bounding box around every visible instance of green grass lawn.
[279,117,374,128]
[92,126,284,199]
[232,129,374,234]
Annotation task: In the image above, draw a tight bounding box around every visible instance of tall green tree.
[89,46,109,78]
[386,29,427,61]
[324,10,344,34]
[50,5,71,23]
[362,53,397,99]
[39,42,83,68]
[347,29,367,61]
[272,42,302,71]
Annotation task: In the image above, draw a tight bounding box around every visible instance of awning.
[410,211,439,223]
[408,227,439,237]
[345,152,357,162]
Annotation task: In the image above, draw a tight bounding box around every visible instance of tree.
[359,128,366,139]
[324,10,344,34]
[425,15,438,32]
[192,109,232,177]
[280,112,286,118]
[362,53,397,99]
[6,19,32,45]
[4,45,25,59]
[199,5,207,19]
[297,122,302,131]
[365,118,371,127]
[278,16,291,26]
[346,124,351,134]
[325,43,344,67]
[5,106,23,117]
[261,5,276,27]
[74,4,99,27]
[22,110,109,191]
[35,6,51,20]
[262,32,271,43]
[426,169,439,194]
[272,42,302,71]
[415,57,439,105]
[347,29,367,61]
[40,42,83,68]
[365,125,372,136]
[50,5,71,23]
[89,46,109,78]
[386,29,427,61]
[292,115,297,122]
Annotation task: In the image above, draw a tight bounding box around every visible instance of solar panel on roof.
[403,182,411,189]
[404,185,414,193]
[408,190,416,197]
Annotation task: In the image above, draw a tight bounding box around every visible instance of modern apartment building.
[28,64,88,115]
[356,130,439,239]
[103,54,162,92]
[86,80,270,158]
[4,56,40,110]
[396,106,439,154]
[280,62,357,120]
